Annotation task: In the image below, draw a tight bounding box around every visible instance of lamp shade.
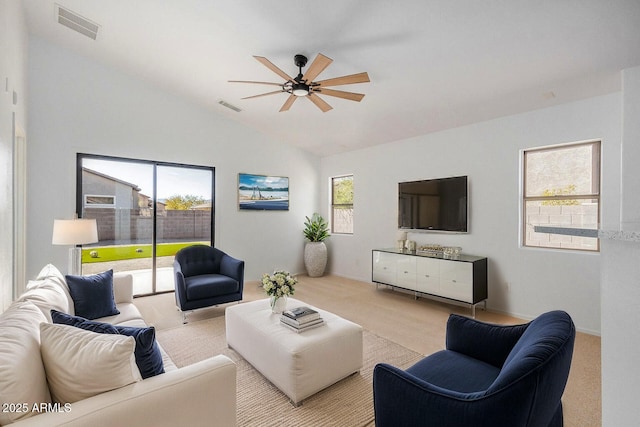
[52,219,98,245]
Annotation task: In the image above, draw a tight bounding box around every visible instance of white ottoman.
[225,298,363,405]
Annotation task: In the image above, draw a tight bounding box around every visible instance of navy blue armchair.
[373,311,575,427]
[174,245,244,323]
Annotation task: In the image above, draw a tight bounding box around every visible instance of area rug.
[156,315,423,427]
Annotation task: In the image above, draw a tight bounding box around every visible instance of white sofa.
[0,265,236,427]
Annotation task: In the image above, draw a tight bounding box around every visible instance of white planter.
[304,242,327,277]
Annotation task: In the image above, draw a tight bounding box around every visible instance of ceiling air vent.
[55,4,100,40]
[218,100,242,112]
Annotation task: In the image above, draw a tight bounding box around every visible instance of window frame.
[84,194,116,208]
[522,140,601,252]
[330,174,354,235]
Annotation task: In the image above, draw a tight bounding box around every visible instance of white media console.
[371,248,488,317]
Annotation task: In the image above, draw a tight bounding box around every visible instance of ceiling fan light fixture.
[292,82,309,97]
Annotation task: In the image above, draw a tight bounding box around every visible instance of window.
[84,195,116,208]
[331,175,354,234]
[78,153,214,295]
[523,140,601,251]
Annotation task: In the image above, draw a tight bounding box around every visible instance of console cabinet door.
[372,251,397,285]
[416,257,440,294]
[396,256,417,290]
[439,262,473,303]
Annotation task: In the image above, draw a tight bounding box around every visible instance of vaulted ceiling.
[22,0,640,156]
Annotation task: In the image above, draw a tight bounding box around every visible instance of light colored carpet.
[138,274,601,426]
[156,315,423,427]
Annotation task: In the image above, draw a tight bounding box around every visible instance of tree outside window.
[331,175,353,234]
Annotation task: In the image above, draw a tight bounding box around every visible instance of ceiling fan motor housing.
[294,54,308,68]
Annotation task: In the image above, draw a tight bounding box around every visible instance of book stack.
[280,306,324,333]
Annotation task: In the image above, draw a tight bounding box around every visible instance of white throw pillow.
[34,263,74,314]
[0,302,51,425]
[18,280,70,322]
[40,323,142,404]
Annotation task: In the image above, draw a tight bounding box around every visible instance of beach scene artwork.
[238,173,289,211]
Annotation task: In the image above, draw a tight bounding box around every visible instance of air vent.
[55,4,99,40]
[218,100,242,112]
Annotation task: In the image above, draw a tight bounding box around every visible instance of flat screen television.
[398,175,468,232]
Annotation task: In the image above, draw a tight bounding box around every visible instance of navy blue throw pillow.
[65,270,120,320]
[51,309,118,334]
[51,310,165,379]
[114,325,165,379]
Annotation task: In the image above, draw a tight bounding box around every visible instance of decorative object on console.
[51,215,98,275]
[262,270,297,313]
[396,230,407,249]
[303,213,330,277]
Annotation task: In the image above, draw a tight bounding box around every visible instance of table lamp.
[52,216,98,275]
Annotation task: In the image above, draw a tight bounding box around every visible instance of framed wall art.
[238,173,289,211]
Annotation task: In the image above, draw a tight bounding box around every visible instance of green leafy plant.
[164,194,206,210]
[303,213,330,242]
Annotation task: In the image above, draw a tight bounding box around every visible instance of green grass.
[81,241,208,263]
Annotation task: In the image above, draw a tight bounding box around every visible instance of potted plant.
[303,213,330,277]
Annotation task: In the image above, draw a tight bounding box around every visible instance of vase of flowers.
[262,270,297,314]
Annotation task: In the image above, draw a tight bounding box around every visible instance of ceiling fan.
[229,53,370,112]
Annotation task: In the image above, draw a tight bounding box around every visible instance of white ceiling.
[22,0,640,156]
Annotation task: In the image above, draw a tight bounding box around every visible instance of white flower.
[262,270,296,297]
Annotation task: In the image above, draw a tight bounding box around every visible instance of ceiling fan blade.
[316,72,370,87]
[229,80,283,87]
[241,90,284,100]
[315,88,365,102]
[308,93,333,112]
[302,53,333,83]
[279,95,297,112]
[253,56,293,82]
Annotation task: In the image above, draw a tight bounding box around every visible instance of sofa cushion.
[406,350,501,393]
[40,323,141,403]
[66,269,120,320]
[36,263,74,314]
[17,279,70,322]
[185,274,239,300]
[0,302,52,425]
[52,310,165,379]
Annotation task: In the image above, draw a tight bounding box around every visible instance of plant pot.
[304,241,327,277]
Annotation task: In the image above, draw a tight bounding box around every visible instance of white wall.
[600,66,640,427]
[321,93,622,334]
[26,37,319,281]
[0,0,28,310]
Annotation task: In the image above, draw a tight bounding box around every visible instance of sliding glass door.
[77,154,214,296]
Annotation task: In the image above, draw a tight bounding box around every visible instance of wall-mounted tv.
[398,175,468,232]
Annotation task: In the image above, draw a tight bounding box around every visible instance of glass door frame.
[76,153,215,295]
